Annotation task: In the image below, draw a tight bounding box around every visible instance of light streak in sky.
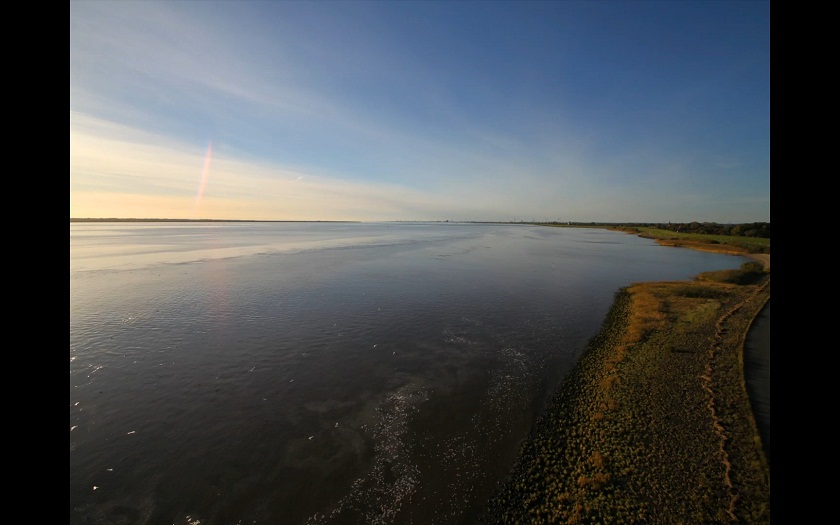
[194,140,213,211]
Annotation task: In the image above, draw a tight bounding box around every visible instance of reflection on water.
[70,222,748,525]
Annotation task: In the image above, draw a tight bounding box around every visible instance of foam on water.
[306,383,430,524]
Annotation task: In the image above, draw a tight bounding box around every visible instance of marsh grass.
[626,227,770,254]
[698,262,768,285]
[483,270,771,524]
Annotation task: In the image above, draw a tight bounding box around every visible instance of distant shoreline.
[69,218,362,223]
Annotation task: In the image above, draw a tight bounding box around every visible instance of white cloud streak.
[69,112,512,221]
[70,1,769,223]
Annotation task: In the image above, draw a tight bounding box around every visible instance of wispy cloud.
[70,1,770,223]
[70,112,510,221]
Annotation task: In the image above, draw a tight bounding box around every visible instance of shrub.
[740,261,765,274]
[697,262,766,285]
[672,285,724,299]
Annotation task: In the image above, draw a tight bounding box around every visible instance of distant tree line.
[544,221,768,238]
[650,221,770,238]
[542,221,770,239]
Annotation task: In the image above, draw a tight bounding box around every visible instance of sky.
[70,0,770,223]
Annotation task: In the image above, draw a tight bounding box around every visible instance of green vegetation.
[632,221,769,239]
[483,262,770,524]
[536,221,769,240]
[536,222,770,254]
[622,227,770,255]
[698,262,768,286]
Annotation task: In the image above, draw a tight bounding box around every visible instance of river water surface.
[70,222,750,525]
[744,302,770,470]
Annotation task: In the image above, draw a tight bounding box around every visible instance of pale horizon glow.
[70,1,770,223]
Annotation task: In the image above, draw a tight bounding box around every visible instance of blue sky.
[70,0,770,223]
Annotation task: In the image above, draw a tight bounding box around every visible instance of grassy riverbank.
[611,226,770,255]
[482,231,771,524]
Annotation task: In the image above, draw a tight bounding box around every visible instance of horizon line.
[69,218,770,225]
